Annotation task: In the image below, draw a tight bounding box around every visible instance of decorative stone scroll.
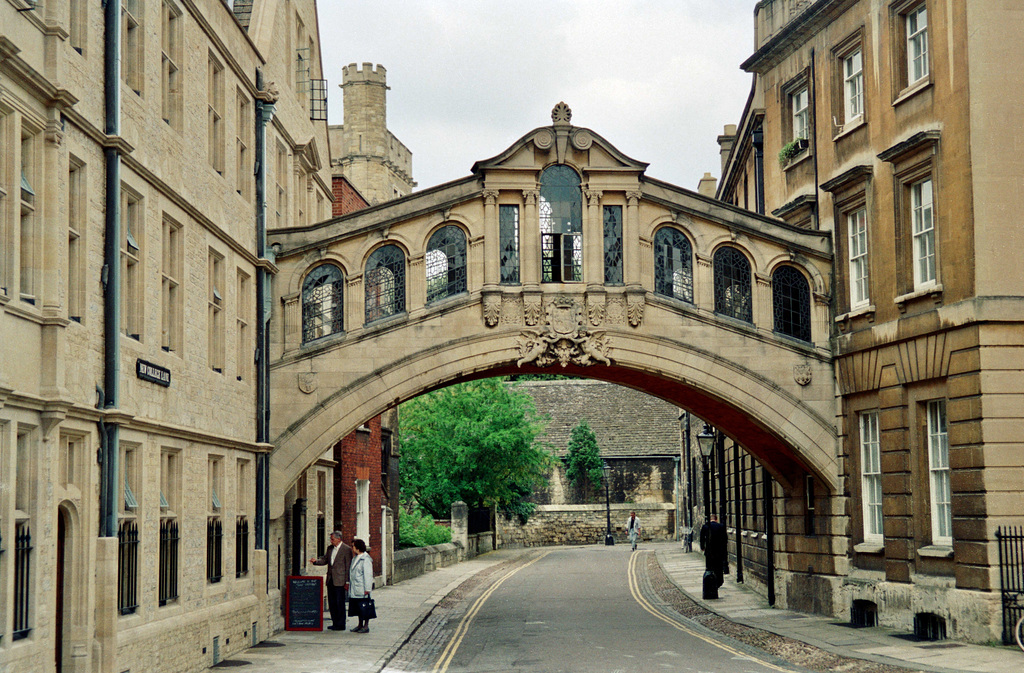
[516,296,612,368]
[523,294,543,326]
[626,294,645,327]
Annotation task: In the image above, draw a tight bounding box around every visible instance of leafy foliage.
[398,505,452,548]
[564,420,603,497]
[398,379,553,520]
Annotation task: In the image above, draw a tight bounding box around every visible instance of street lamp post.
[697,424,716,520]
[603,461,614,546]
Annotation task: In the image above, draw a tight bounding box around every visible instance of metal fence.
[13,522,32,640]
[997,526,1024,644]
[159,519,179,605]
[118,520,139,615]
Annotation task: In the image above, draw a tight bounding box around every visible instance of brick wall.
[332,175,370,217]
[333,416,385,574]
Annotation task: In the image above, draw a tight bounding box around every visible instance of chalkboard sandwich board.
[285,575,324,631]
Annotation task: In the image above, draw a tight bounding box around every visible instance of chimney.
[697,172,718,197]
[717,124,738,174]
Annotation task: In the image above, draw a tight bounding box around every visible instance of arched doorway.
[56,508,68,672]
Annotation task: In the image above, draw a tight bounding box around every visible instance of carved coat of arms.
[516,296,612,368]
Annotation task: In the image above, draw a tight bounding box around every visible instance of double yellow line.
[431,551,552,673]
[626,551,793,673]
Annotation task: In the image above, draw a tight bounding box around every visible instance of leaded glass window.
[653,227,693,302]
[713,247,752,323]
[365,244,405,323]
[539,165,582,283]
[499,205,520,284]
[425,225,467,304]
[603,206,623,285]
[772,265,811,342]
[301,264,344,343]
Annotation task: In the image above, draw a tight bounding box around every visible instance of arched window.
[301,264,344,343]
[772,265,812,341]
[539,165,582,282]
[425,225,467,303]
[653,227,693,302]
[713,247,752,323]
[365,244,405,323]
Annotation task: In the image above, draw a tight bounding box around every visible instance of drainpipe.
[752,125,765,216]
[99,0,122,539]
[254,69,277,553]
[809,47,821,229]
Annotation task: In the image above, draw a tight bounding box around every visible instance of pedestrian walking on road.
[626,511,642,550]
[348,538,375,633]
[699,513,728,598]
[309,531,353,631]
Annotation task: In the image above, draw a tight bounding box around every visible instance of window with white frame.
[859,411,883,542]
[906,5,929,85]
[911,178,935,288]
[927,400,951,545]
[20,128,40,306]
[355,479,370,544]
[844,49,864,121]
[848,208,869,307]
[791,88,809,141]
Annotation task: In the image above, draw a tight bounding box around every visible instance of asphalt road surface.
[387,546,799,673]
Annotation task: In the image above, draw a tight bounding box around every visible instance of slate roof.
[231,0,253,29]
[515,380,682,458]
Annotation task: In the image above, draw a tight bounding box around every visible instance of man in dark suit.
[699,513,729,590]
[310,530,353,631]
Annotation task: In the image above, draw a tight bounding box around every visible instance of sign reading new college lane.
[136,359,171,387]
[285,576,324,631]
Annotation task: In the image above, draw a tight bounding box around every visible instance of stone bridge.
[267,104,836,518]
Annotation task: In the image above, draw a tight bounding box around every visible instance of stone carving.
[627,294,645,327]
[522,189,539,206]
[587,300,605,327]
[483,294,501,327]
[523,295,543,326]
[551,101,572,124]
[481,189,500,205]
[794,364,812,386]
[606,298,626,325]
[500,296,523,325]
[533,129,554,150]
[571,128,593,150]
[298,372,317,394]
[516,296,611,368]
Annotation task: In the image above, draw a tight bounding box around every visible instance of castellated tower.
[329,62,415,206]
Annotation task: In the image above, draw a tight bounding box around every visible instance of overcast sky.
[318,1,757,193]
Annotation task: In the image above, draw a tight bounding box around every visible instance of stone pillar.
[347,274,363,330]
[521,190,540,288]
[282,293,301,351]
[95,537,119,673]
[451,501,469,560]
[253,549,269,641]
[624,190,642,287]
[482,190,500,288]
[408,254,426,310]
[584,189,603,286]
[696,253,714,310]
[755,272,773,330]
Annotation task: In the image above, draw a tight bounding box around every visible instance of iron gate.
[996,526,1024,644]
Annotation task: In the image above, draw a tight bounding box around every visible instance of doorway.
[56,510,67,672]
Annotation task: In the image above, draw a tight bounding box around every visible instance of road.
[385,546,798,673]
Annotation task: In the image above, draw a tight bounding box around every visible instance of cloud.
[320,1,755,192]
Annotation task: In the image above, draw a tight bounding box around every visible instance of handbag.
[359,597,377,620]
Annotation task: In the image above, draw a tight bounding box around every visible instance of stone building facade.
[498,379,684,547]
[714,0,1024,642]
[0,1,334,671]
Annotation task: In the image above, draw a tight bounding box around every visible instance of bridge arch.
[269,104,837,518]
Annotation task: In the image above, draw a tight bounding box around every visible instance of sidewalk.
[655,545,1019,673]
[207,549,531,673]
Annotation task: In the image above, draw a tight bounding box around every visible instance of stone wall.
[498,503,675,548]
[392,543,462,584]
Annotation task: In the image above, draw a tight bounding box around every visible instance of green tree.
[398,379,552,520]
[564,420,603,499]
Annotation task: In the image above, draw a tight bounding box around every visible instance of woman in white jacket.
[347,538,374,633]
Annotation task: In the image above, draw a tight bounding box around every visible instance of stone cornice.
[877,130,941,164]
[820,165,873,194]
[742,0,859,74]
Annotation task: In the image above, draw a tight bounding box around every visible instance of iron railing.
[13,522,32,640]
[207,517,223,583]
[236,516,249,578]
[159,519,179,605]
[118,519,139,614]
[997,526,1024,644]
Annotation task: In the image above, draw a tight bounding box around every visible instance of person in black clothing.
[699,513,728,589]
